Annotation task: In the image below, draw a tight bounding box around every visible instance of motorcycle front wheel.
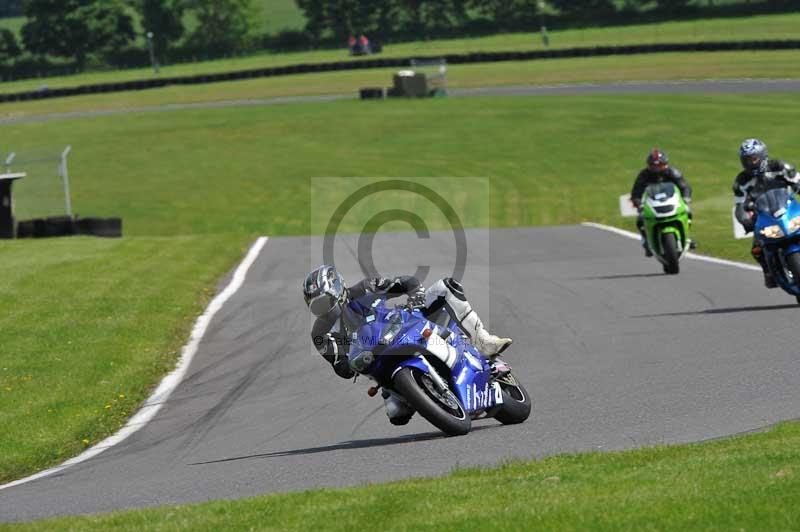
[661,232,680,275]
[393,367,471,436]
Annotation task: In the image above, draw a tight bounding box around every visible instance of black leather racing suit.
[631,167,692,233]
[733,159,799,231]
[732,159,799,270]
[310,276,420,379]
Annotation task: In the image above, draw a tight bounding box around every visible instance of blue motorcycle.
[753,187,800,303]
[344,298,531,436]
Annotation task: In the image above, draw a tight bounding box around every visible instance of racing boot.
[641,238,653,257]
[382,390,414,426]
[753,245,776,289]
[470,317,513,357]
[453,303,512,357]
[639,230,653,256]
[762,269,777,289]
[424,278,512,357]
[637,218,653,257]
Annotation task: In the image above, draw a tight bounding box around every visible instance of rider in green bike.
[631,149,693,256]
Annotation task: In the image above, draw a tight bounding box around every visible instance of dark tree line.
[0,0,797,78]
[293,0,796,41]
[0,0,22,17]
[1,0,259,71]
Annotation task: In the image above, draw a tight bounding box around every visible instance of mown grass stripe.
[0,237,268,491]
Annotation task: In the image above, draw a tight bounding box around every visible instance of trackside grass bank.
[0,12,797,95]
[2,50,800,120]
[0,236,248,483]
[3,93,798,258]
[3,421,799,530]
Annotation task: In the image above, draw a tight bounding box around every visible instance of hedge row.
[2,39,799,104]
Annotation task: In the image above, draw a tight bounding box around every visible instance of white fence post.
[59,145,73,218]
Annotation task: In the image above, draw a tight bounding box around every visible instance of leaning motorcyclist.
[732,138,799,288]
[630,149,693,256]
[302,265,512,425]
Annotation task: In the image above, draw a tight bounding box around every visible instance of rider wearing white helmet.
[302,265,512,424]
[733,138,799,287]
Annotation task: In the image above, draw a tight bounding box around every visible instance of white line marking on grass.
[581,222,761,272]
[0,236,269,492]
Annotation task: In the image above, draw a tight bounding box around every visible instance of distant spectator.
[359,34,371,55]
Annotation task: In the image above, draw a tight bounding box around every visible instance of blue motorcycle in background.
[344,298,531,436]
[753,187,800,303]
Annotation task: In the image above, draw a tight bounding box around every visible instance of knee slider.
[443,278,466,301]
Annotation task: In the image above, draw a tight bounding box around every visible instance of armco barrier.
[16,216,122,238]
[1,39,799,104]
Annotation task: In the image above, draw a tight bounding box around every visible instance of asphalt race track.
[2,225,800,521]
[4,78,800,125]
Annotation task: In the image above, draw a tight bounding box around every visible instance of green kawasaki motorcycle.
[641,182,692,275]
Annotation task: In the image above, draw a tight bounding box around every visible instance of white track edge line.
[581,222,761,271]
[0,236,269,492]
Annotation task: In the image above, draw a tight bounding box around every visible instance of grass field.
[0,12,798,93]
[0,236,249,483]
[1,50,799,120]
[3,421,799,530]
[3,92,797,250]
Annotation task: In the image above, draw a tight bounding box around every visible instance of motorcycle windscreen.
[645,182,676,201]
[756,188,791,218]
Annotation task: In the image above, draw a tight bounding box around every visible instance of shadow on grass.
[189,425,498,465]
[633,303,799,318]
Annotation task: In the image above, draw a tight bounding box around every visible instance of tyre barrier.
[2,39,799,104]
[359,87,385,99]
[16,216,122,239]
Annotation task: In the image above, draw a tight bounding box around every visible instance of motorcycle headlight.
[788,216,800,233]
[349,350,374,372]
[380,312,403,344]
[760,225,785,239]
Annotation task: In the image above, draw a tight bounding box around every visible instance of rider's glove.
[323,334,355,379]
[333,356,355,379]
[369,277,394,294]
[406,286,427,309]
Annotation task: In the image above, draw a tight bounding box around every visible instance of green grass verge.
[0,12,798,94]
[2,50,799,119]
[3,92,797,260]
[0,235,249,483]
[3,421,800,530]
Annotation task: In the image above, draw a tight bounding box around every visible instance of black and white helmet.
[739,138,769,175]
[303,265,347,318]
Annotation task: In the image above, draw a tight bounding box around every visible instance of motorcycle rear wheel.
[393,367,471,436]
[493,375,532,425]
[661,232,680,275]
